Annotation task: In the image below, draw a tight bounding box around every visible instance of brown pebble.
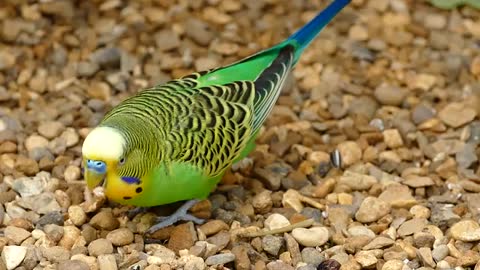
[106,228,134,246]
[199,220,229,236]
[167,222,198,254]
[89,210,119,230]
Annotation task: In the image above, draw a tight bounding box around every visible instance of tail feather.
[288,0,351,62]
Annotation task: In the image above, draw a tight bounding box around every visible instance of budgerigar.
[82,0,351,234]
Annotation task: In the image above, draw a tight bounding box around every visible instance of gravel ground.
[1,0,480,269]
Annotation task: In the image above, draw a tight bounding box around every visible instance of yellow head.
[82,126,126,190]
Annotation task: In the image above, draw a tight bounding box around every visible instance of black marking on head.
[123,196,132,200]
[136,187,143,193]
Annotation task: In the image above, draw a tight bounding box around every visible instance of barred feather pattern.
[100,75,255,178]
[99,45,295,179]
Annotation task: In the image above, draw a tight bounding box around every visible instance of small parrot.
[82,0,351,234]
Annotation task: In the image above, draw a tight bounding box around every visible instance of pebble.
[347,226,375,239]
[97,254,118,270]
[58,260,90,270]
[438,102,476,128]
[90,210,119,230]
[336,141,362,167]
[378,185,417,208]
[450,220,480,241]
[362,236,395,250]
[106,228,134,246]
[42,246,71,263]
[354,250,377,268]
[291,227,329,247]
[252,190,273,214]
[37,121,65,139]
[68,205,87,226]
[4,226,31,245]
[205,253,236,266]
[338,171,377,191]
[355,197,391,223]
[264,213,291,230]
[87,239,113,256]
[262,235,284,256]
[155,30,180,51]
[374,84,407,106]
[266,261,294,270]
[432,244,449,261]
[148,244,176,265]
[397,218,428,236]
[381,259,403,270]
[383,129,404,148]
[185,18,215,46]
[301,247,324,266]
[25,135,49,152]
[424,13,447,29]
[168,222,198,254]
[199,220,229,236]
[417,247,435,268]
[44,224,64,243]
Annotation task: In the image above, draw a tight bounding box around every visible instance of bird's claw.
[126,207,148,220]
[146,199,205,234]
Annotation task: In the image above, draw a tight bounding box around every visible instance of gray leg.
[127,207,149,220]
[146,199,205,234]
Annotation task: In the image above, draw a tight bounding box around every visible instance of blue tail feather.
[288,0,351,61]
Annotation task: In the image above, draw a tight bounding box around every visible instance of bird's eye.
[119,157,126,165]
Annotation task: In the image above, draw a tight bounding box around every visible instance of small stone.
[252,190,273,214]
[64,165,81,182]
[285,233,302,266]
[205,253,235,266]
[44,224,64,243]
[266,261,294,270]
[439,102,476,128]
[70,254,98,270]
[410,205,431,219]
[2,245,27,270]
[155,30,181,51]
[471,56,480,76]
[168,222,198,254]
[362,236,395,250]
[424,13,447,29]
[25,135,49,152]
[88,239,113,256]
[402,176,434,188]
[147,244,176,265]
[97,254,117,270]
[397,218,428,236]
[264,213,291,230]
[185,18,215,46]
[254,163,289,191]
[336,141,362,167]
[417,247,435,268]
[374,84,407,106]
[88,82,111,102]
[58,260,90,270]
[355,197,391,223]
[347,226,375,239]
[379,185,417,208]
[432,244,449,261]
[354,250,377,268]
[301,247,324,266]
[383,129,404,148]
[14,156,39,176]
[77,61,99,77]
[42,246,70,263]
[408,73,436,91]
[37,121,65,139]
[349,25,369,41]
[90,211,119,230]
[231,245,250,270]
[90,47,121,68]
[381,259,403,270]
[199,220,229,236]
[338,171,377,191]
[106,228,134,246]
[262,235,284,256]
[450,220,480,241]
[4,226,31,245]
[68,205,87,226]
[317,259,341,270]
[291,227,329,247]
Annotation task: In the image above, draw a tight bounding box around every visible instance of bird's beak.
[84,159,107,190]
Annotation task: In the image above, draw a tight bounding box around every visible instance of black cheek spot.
[123,196,132,200]
[135,187,143,193]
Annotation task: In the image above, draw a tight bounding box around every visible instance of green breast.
[126,161,222,207]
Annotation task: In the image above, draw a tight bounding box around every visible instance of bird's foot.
[126,207,149,220]
[146,199,206,234]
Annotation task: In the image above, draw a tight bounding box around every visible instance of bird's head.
[81,126,127,190]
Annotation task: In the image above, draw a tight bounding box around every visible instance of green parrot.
[82,0,351,234]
